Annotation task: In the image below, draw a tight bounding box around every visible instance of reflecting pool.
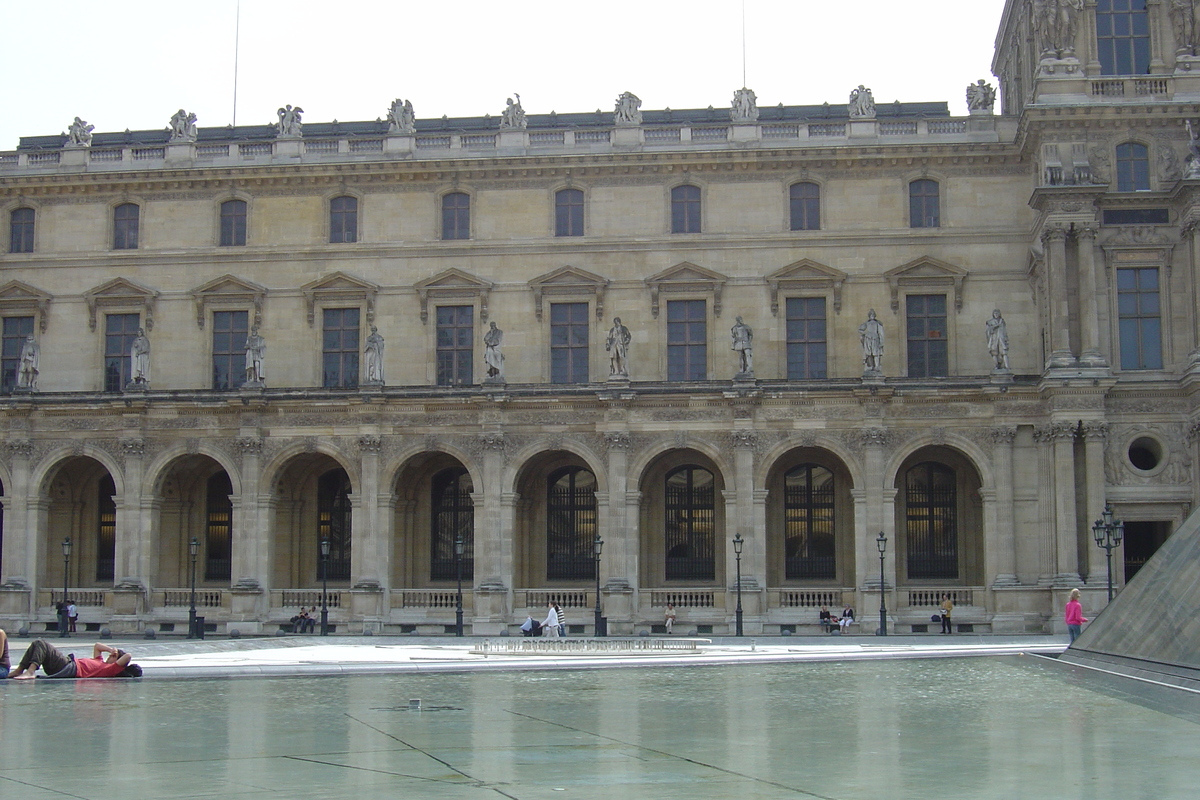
[2,656,1198,799]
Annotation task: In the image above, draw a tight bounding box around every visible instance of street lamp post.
[876,531,888,636]
[60,538,72,638]
[454,532,465,637]
[1092,503,1125,602]
[733,533,744,637]
[593,533,604,637]
[319,537,331,636]
[188,537,200,639]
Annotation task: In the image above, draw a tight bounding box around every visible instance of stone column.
[350,435,384,629]
[1183,218,1200,371]
[729,431,762,630]
[231,436,266,628]
[0,440,35,619]
[472,432,512,633]
[1076,226,1107,366]
[1049,421,1082,584]
[601,432,636,633]
[1080,421,1110,585]
[1043,226,1074,367]
[988,427,1020,587]
[117,437,148,589]
[857,428,893,627]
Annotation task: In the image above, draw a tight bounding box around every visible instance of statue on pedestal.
[17,335,39,391]
[168,109,198,142]
[66,117,94,147]
[859,309,884,374]
[731,316,753,375]
[1034,0,1084,60]
[387,99,415,134]
[484,321,505,379]
[244,326,266,386]
[731,88,759,123]
[606,317,631,377]
[966,80,996,114]
[614,92,642,126]
[129,329,151,386]
[276,104,304,138]
[986,309,1010,371]
[364,326,385,384]
[849,86,875,120]
[500,95,526,130]
[1171,0,1199,56]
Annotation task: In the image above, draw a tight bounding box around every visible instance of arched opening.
[271,454,354,590]
[513,451,599,588]
[42,456,117,595]
[765,449,855,587]
[153,455,234,589]
[894,447,983,586]
[392,452,474,589]
[639,450,726,587]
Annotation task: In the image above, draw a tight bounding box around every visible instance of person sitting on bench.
[838,604,855,633]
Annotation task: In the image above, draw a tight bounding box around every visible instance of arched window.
[789,182,820,231]
[113,203,140,250]
[97,474,116,581]
[10,207,34,253]
[546,466,597,580]
[905,462,957,579]
[909,180,940,228]
[220,199,247,246]
[317,468,352,581]
[431,467,474,580]
[784,464,836,579]
[665,466,715,580]
[1115,142,1151,191]
[442,192,470,240]
[671,185,701,233]
[1096,0,1150,76]
[329,196,358,243]
[205,472,233,581]
[555,188,584,237]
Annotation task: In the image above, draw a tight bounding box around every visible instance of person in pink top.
[1064,588,1088,644]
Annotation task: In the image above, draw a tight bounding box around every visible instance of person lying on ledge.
[9,640,141,680]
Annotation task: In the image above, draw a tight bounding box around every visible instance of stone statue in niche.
[848,85,875,119]
[965,80,996,114]
[1171,0,1199,57]
[484,321,504,380]
[1186,120,1200,178]
[614,92,642,126]
[363,325,385,385]
[606,317,631,378]
[1034,0,1084,60]
[129,328,151,386]
[858,309,884,374]
[66,117,94,147]
[986,309,1010,371]
[17,335,38,391]
[387,99,415,134]
[243,325,266,386]
[731,88,759,123]
[499,95,526,129]
[731,316,753,375]
[276,104,304,137]
[168,109,198,142]
[1159,143,1182,183]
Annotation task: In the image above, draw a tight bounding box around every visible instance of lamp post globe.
[319,537,331,636]
[1092,503,1124,602]
[876,531,888,636]
[188,537,200,639]
[593,533,604,637]
[733,533,744,637]
[60,537,72,638]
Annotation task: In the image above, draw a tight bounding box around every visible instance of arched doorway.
[513,451,599,589]
[41,457,118,623]
[392,452,474,590]
[153,455,235,589]
[894,447,984,586]
[271,454,354,591]
[765,448,855,587]
[639,449,726,588]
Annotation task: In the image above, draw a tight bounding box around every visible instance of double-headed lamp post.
[319,537,331,636]
[876,531,888,637]
[60,537,72,638]
[454,532,465,637]
[593,533,605,637]
[188,537,200,639]
[733,532,744,637]
[1092,503,1124,602]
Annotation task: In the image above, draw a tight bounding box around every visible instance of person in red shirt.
[9,641,140,680]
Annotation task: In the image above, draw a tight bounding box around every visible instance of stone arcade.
[0,0,1198,637]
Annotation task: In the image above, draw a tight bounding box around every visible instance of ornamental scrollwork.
[860,427,891,448]
[357,435,383,454]
[235,437,264,455]
[5,440,33,458]
[731,431,758,450]
[986,427,1018,445]
[603,432,631,450]
[120,438,146,457]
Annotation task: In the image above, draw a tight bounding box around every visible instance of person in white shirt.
[542,602,560,638]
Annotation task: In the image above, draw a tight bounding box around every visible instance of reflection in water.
[1,657,1198,799]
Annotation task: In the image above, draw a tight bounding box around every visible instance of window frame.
[554,188,585,237]
[664,465,716,582]
[9,207,35,254]
[219,198,248,247]
[316,468,352,582]
[789,182,821,232]
[1095,0,1150,77]
[211,309,249,390]
[1,315,35,393]
[666,298,708,381]
[905,293,950,378]
[671,184,702,234]
[549,301,590,384]
[783,463,837,581]
[904,462,959,581]
[435,304,475,386]
[785,296,828,380]
[1115,141,1151,192]
[908,179,940,229]
[103,312,142,392]
[546,466,598,581]
[321,306,361,389]
[329,195,359,244]
[431,467,474,581]
[112,202,141,250]
[1116,266,1163,370]
[441,191,471,241]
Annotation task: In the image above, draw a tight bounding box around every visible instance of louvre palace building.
[0,0,1197,637]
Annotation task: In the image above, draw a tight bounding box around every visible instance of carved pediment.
[0,280,52,332]
[300,271,379,327]
[644,262,728,318]
[190,274,267,328]
[883,257,968,312]
[765,260,847,316]
[83,277,159,331]
[528,265,609,320]
[414,268,494,323]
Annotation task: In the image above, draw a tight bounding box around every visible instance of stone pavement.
[4,632,1068,679]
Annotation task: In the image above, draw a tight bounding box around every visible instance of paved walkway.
[5,633,1068,679]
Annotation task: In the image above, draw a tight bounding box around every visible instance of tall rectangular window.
[671,185,701,233]
[104,313,141,392]
[212,310,249,390]
[322,307,360,388]
[1096,0,1150,76]
[906,294,948,377]
[329,196,358,243]
[442,192,470,240]
[909,180,940,228]
[1115,142,1151,191]
[205,472,233,582]
[667,299,707,381]
[550,302,589,383]
[1,316,34,393]
[97,475,116,581]
[113,203,140,250]
[786,297,827,379]
[220,199,247,246]
[436,305,474,386]
[555,188,584,237]
[789,183,820,231]
[1117,267,1162,369]
[10,207,34,253]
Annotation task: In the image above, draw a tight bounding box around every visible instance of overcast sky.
[0,0,1007,150]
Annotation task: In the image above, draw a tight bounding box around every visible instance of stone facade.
[1,1,1198,636]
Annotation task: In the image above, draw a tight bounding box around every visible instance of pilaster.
[987,427,1020,587]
